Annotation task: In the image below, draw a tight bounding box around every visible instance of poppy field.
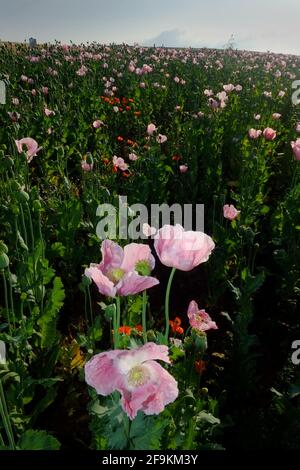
[0,42,300,451]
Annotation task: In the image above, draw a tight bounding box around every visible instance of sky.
[0,0,299,55]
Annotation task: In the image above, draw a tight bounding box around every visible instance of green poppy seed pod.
[6,157,14,168]
[82,274,92,287]
[32,200,42,212]
[147,330,156,341]
[11,205,20,216]
[0,253,9,269]
[0,241,8,254]
[17,190,30,203]
[20,292,27,301]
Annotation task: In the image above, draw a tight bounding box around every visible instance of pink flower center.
[107,268,125,284]
[127,365,150,387]
[195,313,204,323]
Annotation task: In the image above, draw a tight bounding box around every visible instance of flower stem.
[164,267,176,342]
[87,285,95,347]
[0,380,15,450]
[2,271,11,335]
[115,296,121,349]
[142,290,147,344]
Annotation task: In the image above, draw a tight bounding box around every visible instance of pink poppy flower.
[44,108,55,117]
[129,152,138,161]
[248,128,262,139]
[223,84,235,93]
[254,114,261,121]
[156,134,167,144]
[187,300,218,332]
[296,123,300,133]
[76,65,88,76]
[85,240,159,297]
[81,161,93,172]
[263,127,276,141]
[113,155,129,171]
[42,86,49,95]
[208,98,219,109]
[12,97,19,106]
[278,90,285,98]
[291,139,300,161]
[15,138,41,163]
[31,89,36,96]
[85,342,178,420]
[223,204,240,221]
[147,123,157,135]
[8,111,20,122]
[93,120,103,129]
[154,224,215,272]
[272,113,281,120]
[179,164,188,173]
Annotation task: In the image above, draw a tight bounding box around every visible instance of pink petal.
[121,243,155,272]
[85,265,116,297]
[99,240,124,275]
[85,350,123,395]
[116,271,159,296]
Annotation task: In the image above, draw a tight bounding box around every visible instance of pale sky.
[0,0,299,55]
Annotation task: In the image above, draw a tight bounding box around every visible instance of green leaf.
[38,277,65,349]
[129,413,167,450]
[17,231,28,251]
[196,411,220,425]
[18,430,60,450]
[245,271,266,296]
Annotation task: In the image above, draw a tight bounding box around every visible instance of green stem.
[142,290,147,344]
[25,202,35,252]
[115,296,121,349]
[0,380,15,450]
[2,271,11,335]
[87,285,95,347]
[113,304,118,349]
[19,205,28,247]
[20,298,26,334]
[83,288,88,326]
[7,267,16,329]
[164,267,176,342]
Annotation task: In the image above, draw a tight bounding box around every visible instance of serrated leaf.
[18,430,60,450]
[38,277,65,349]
